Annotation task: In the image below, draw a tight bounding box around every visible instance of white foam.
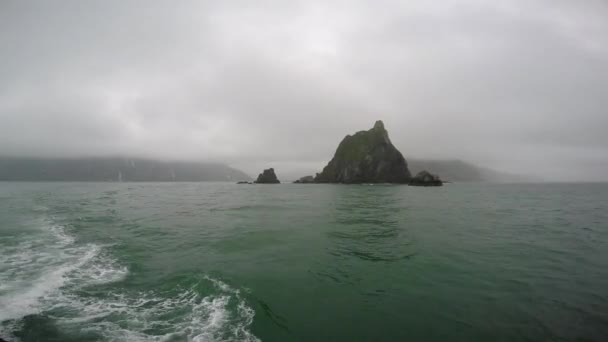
[54,278,260,342]
[205,275,240,294]
[67,250,128,285]
[47,223,76,245]
[1,218,259,342]
[0,247,96,321]
[52,285,258,342]
[0,221,127,323]
[32,205,49,212]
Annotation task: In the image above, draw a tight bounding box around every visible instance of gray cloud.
[1,0,607,181]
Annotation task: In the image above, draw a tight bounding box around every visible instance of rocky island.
[314,120,412,184]
[255,121,445,186]
[293,175,315,184]
[255,168,280,184]
[409,170,443,186]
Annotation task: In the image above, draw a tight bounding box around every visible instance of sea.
[0,182,607,341]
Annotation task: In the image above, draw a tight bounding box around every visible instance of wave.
[53,279,259,342]
[0,221,106,322]
[0,219,127,333]
[0,216,258,341]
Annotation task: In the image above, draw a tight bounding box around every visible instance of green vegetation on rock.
[315,120,411,183]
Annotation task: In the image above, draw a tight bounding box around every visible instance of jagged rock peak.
[255,168,280,184]
[314,120,411,184]
[373,120,385,131]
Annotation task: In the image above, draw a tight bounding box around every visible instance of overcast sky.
[1,0,607,181]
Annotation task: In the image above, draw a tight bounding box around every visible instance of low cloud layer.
[1,0,607,181]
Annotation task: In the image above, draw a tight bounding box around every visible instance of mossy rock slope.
[315,121,411,183]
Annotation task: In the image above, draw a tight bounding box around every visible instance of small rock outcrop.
[255,168,280,184]
[293,175,315,184]
[409,170,443,186]
[314,120,411,184]
[236,181,252,184]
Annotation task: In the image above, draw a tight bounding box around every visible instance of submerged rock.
[255,168,280,184]
[315,120,411,184]
[293,175,315,184]
[409,170,443,186]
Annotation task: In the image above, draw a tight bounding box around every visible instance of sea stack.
[255,168,280,184]
[315,120,411,184]
[409,170,443,186]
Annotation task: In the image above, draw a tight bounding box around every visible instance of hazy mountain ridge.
[0,157,536,183]
[0,157,252,182]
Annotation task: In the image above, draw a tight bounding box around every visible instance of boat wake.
[0,215,258,341]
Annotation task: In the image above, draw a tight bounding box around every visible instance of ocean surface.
[0,182,607,341]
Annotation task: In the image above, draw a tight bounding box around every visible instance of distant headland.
[0,157,251,182]
[0,121,531,184]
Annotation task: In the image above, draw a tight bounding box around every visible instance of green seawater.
[1,182,607,341]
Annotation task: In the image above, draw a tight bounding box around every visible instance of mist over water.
[1,1,608,181]
[1,182,607,341]
[1,1,608,341]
